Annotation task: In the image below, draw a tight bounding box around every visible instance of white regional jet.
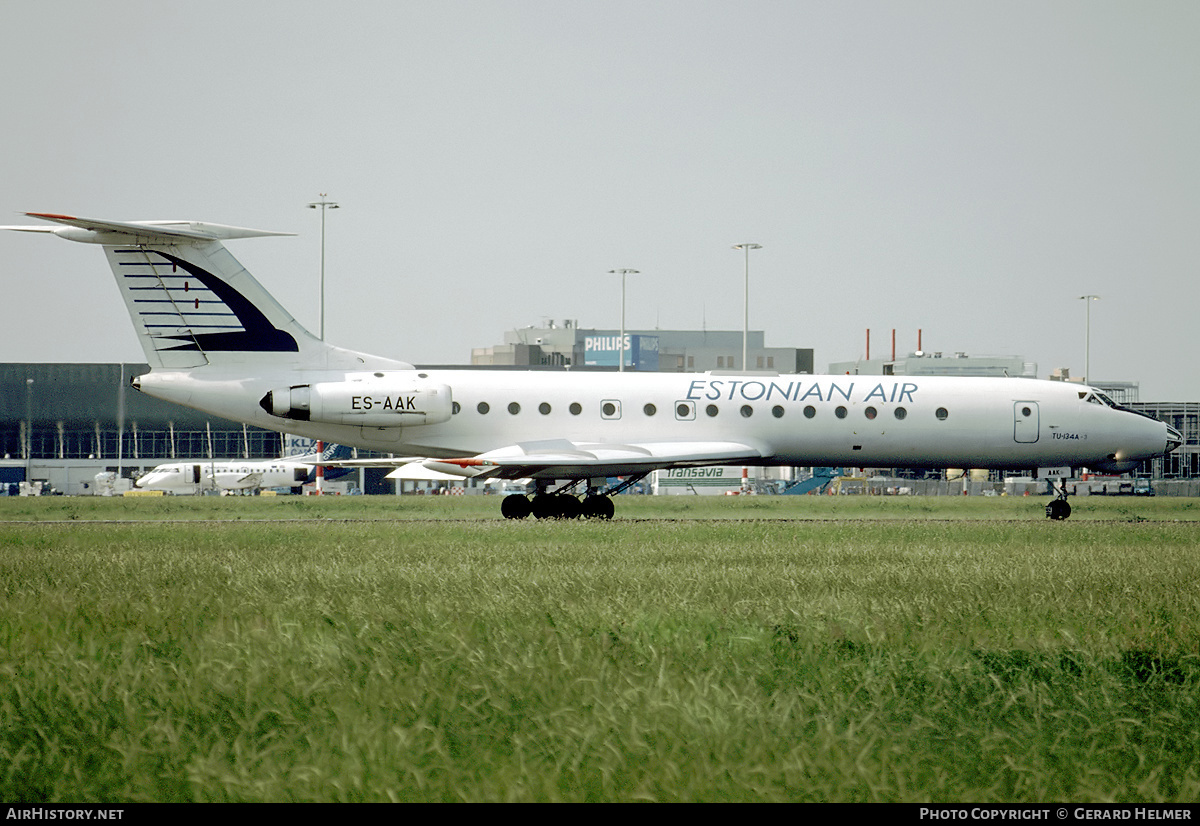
[135,443,352,494]
[6,213,1181,520]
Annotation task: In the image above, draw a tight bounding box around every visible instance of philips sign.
[584,334,659,370]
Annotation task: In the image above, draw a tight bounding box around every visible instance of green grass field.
[4,491,1199,523]
[2,495,1199,802]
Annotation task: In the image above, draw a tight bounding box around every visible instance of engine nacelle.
[260,379,453,426]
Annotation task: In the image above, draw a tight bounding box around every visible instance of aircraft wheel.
[501,494,532,520]
[531,493,560,520]
[1046,499,1071,520]
[557,494,582,520]
[581,495,615,520]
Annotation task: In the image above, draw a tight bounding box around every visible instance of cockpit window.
[1082,391,1119,408]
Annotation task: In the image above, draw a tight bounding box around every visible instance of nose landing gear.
[1046,496,1071,520]
[1045,477,1072,520]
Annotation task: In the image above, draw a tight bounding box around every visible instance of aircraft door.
[1013,402,1040,443]
[191,464,202,485]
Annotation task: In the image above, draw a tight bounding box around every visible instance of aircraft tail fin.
[4,213,411,372]
[322,443,353,462]
[302,443,354,483]
[288,442,353,464]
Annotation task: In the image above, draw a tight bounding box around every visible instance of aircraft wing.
[426,439,768,480]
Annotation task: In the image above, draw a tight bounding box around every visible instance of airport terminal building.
[0,363,293,495]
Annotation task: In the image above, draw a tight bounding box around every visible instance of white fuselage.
[135,367,1173,477]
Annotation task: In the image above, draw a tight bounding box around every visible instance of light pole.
[25,378,33,488]
[307,196,338,495]
[608,269,639,372]
[1080,295,1100,384]
[307,195,340,340]
[732,243,762,370]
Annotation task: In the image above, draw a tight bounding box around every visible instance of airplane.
[4,212,1182,520]
[135,443,353,494]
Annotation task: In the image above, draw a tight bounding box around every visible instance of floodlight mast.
[608,269,639,372]
[732,243,762,370]
[1080,294,1100,383]
[307,195,339,495]
[307,195,340,341]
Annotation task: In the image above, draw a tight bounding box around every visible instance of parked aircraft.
[5,213,1181,519]
[135,443,352,494]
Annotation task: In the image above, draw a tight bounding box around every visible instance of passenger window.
[740,405,753,418]
[675,401,696,421]
[936,407,949,421]
[865,407,877,420]
[835,406,848,419]
[894,407,907,420]
[538,402,551,415]
[569,402,582,415]
[705,404,719,417]
[477,402,490,415]
[508,402,521,415]
[601,400,621,420]
[772,405,784,418]
[643,403,657,416]
[803,405,816,419]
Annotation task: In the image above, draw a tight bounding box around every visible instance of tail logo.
[119,250,298,353]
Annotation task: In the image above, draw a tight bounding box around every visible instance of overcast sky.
[3,1,1198,400]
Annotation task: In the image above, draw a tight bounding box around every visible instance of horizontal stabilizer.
[3,212,293,243]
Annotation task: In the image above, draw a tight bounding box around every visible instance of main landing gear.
[500,473,648,520]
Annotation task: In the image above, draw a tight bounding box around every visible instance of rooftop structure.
[473,320,813,374]
[830,351,1038,379]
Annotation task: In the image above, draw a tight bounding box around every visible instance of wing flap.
[306,440,768,481]
[436,439,767,480]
